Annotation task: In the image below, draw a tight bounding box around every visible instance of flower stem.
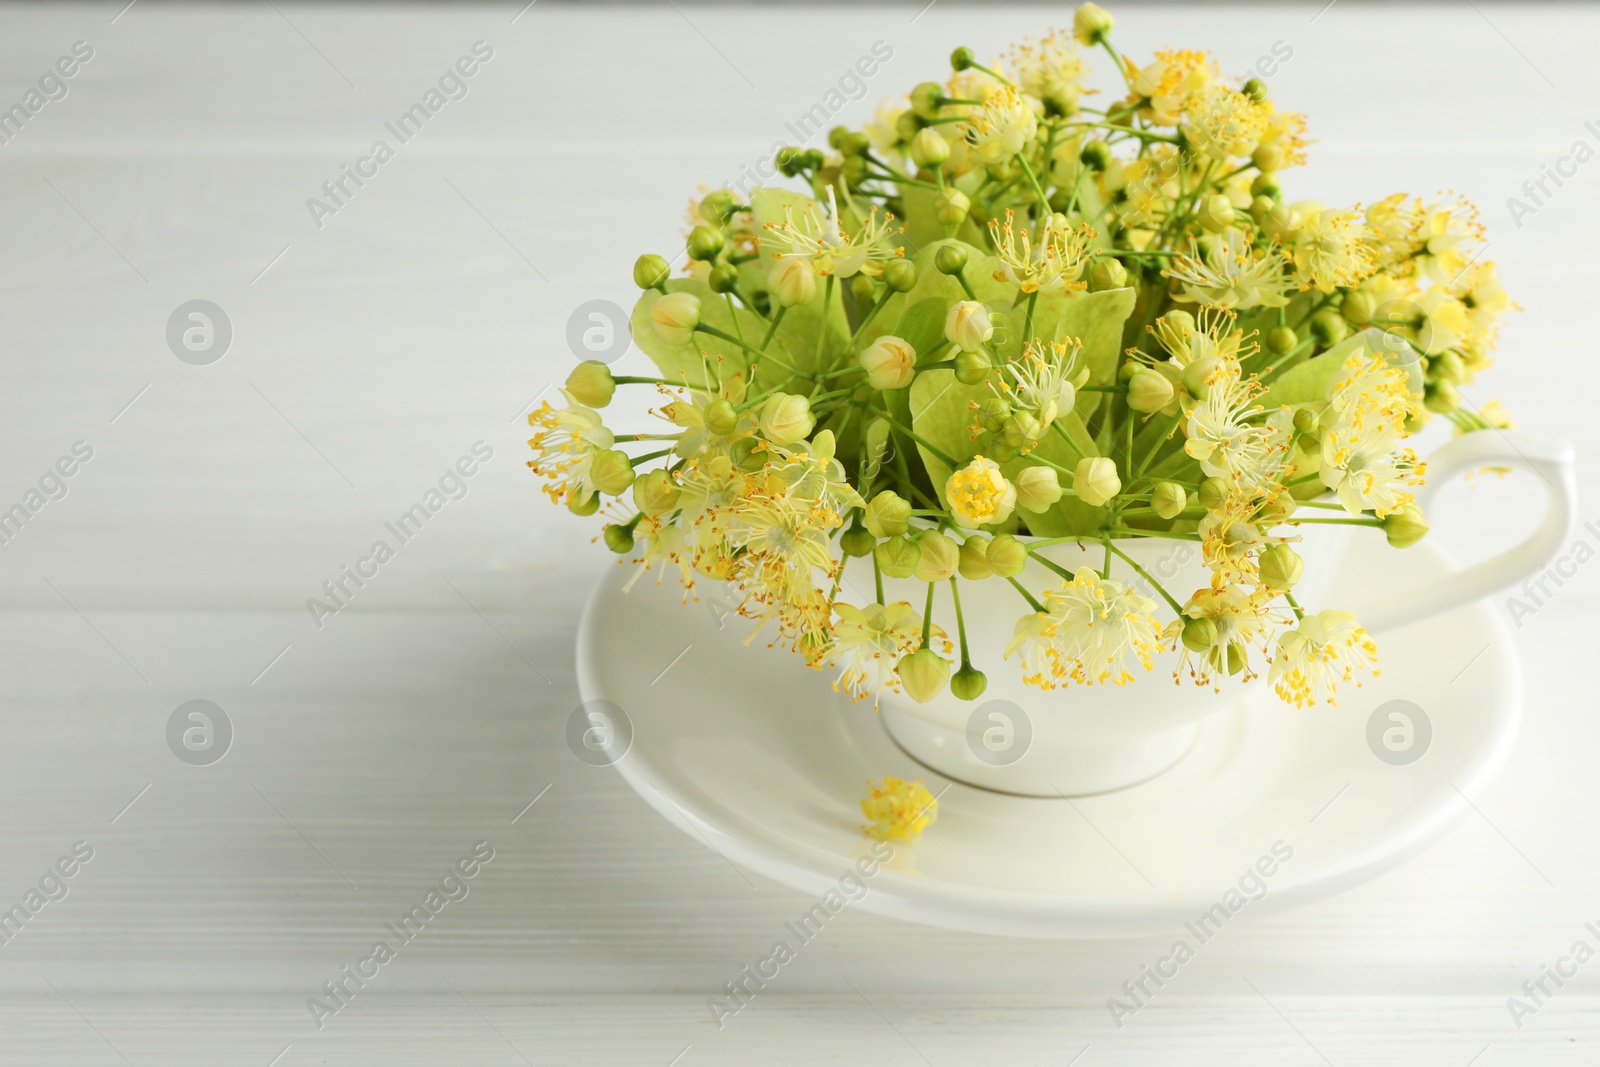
[1107,542,1186,616]
[1007,576,1047,613]
[949,577,972,667]
[921,579,937,648]
[761,306,788,350]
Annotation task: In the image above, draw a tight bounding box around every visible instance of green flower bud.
[863,490,912,538]
[949,46,974,72]
[1433,349,1467,384]
[1198,476,1229,510]
[801,148,825,170]
[1266,325,1299,356]
[1252,140,1287,173]
[934,243,970,276]
[1310,308,1348,348]
[603,523,636,554]
[1342,289,1376,325]
[1152,481,1187,520]
[839,131,872,157]
[876,534,922,579]
[1197,194,1235,233]
[1384,504,1429,548]
[1080,139,1112,171]
[633,254,670,291]
[1242,77,1269,104]
[985,534,1028,578]
[1002,411,1042,447]
[632,468,681,517]
[914,531,960,582]
[1089,258,1128,291]
[958,535,993,579]
[699,190,737,224]
[567,491,600,516]
[840,525,876,558]
[759,391,815,445]
[849,273,877,304]
[1015,465,1063,513]
[1181,616,1219,652]
[1250,172,1281,200]
[1259,543,1304,591]
[827,126,849,150]
[910,127,950,168]
[708,261,740,294]
[883,258,918,293]
[977,395,1011,432]
[650,291,701,345]
[770,256,817,308]
[954,349,991,385]
[895,110,922,143]
[934,189,971,227]
[1073,456,1121,507]
[775,146,804,177]
[1073,2,1114,45]
[898,647,951,704]
[590,449,635,496]
[1127,367,1175,413]
[687,224,725,262]
[1182,356,1221,400]
[1292,408,1318,435]
[704,397,739,437]
[565,360,615,408]
[840,156,868,185]
[1424,380,1460,413]
[950,664,988,701]
[910,81,945,118]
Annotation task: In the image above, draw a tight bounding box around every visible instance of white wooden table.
[1,3,1596,1063]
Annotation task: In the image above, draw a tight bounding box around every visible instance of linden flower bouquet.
[531,3,1514,712]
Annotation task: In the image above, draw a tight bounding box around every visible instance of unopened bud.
[1181,616,1219,652]
[1266,325,1299,356]
[1242,77,1269,104]
[840,526,876,558]
[708,261,739,294]
[945,299,993,351]
[934,188,972,227]
[704,397,739,436]
[1127,367,1175,413]
[950,664,988,701]
[567,491,600,516]
[911,127,950,168]
[883,258,918,293]
[1080,139,1112,171]
[1015,465,1063,512]
[687,224,725,262]
[859,335,918,391]
[849,273,876,304]
[934,243,970,276]
[1152,481,1187,520]
[897,647,951,704]
[565,360,615,408]
[632,469,681,516]
[699,190,737,224]
[1089,258,1128,291]
[603,523,636,554]
[1259,543,1303,591]
[985,533,1028,577]
[914,531,960,582]
[1384,504,1429,548]
[910,81,945,118]
[1198,477,1229,510]
[650,291,701,345]
[1197,194,1235,233]
[1252,140,1287,173]
[864,490,912,537]
[590,449,635,496]
[958,535,993,579]
[1073,456,1120,507]
[1002,411,1042,447]
[949,46,975,72]
[954,349,991,385]
[1310,308,1348,348]
[759,392,815,445]
[770,257,817,308]
[1342,289,1376,325]
[1250,172,1280,200]
[1073,2,1114,45]
[633,254,671,291]
[876,534,922,578]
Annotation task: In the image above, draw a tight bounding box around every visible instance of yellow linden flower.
[1036,568,1164,687]
[1413,196,1484,285]
[865,95,912,160]
[1008,29,1092,115]
[1185,84,1267,160]
[526,393,616,505]
[1165,229,1291,309]
[829,601,926,707]
[966,85,1039,164]
[1165,584,1279,688]
[1254,102,1309,170]
[861,777,938,842]
[1269,609,1378,708]
[992,337,1083,430]
[988,209,1094,294]
[1290,207,1375,293]
[1130,48,1218,126]
[763,185,902,279]
[946,456,1018,527]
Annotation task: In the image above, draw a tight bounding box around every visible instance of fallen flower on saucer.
[861,777,940,841]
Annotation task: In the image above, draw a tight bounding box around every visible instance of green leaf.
[629,279,793,390]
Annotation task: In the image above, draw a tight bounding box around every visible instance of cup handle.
[1350,430,1577,633]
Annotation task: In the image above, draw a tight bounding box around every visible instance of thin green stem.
[921,579,937,648]
[1107,542,1185,615]
[1007,576,1047,613]
[949,577,972,667]
[1015,154,1050,209]
[760,306,788,350]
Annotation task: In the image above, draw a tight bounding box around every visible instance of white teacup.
[846,430,1576,796]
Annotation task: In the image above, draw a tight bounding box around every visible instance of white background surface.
[0,2,1596,1063]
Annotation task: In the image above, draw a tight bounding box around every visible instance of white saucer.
[575,535,1520,939]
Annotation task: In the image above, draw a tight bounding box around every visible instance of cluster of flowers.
[531,3,1514,711]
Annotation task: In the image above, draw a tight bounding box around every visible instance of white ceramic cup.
[849,430,1576,796]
